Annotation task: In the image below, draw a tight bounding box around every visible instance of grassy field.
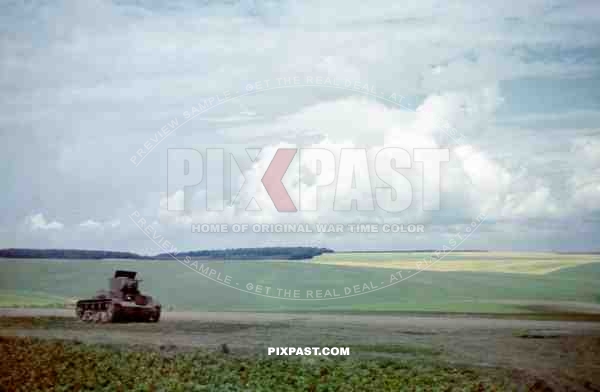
[0,252,599,313]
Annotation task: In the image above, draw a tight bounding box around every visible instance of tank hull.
[75,299,160,323]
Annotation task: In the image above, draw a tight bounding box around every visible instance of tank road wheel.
[76,306,84,320]
[148,310,160,323]
[103,304,115,323]
[92,312,102,323]
[82,310,94,322]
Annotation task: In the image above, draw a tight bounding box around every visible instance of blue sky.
[2,0,600,252]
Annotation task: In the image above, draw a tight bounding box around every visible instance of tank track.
[75,299,115,323]
[75,299,160,323]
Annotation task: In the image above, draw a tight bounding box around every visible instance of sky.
[2,0,600,253]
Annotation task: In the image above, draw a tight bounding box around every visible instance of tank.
[76,270,161,323]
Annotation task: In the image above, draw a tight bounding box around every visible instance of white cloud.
[77,218,123,230]
[79,219,102,229]
[26,213,64,231]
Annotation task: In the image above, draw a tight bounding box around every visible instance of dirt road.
[2,308,600,390]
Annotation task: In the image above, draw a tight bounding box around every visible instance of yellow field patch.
[313,253,600,275]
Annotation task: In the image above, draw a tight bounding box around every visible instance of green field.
[1,252,599,313]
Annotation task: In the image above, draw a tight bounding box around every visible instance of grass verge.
[349,343,442,356]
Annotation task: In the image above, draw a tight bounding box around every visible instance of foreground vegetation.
[0,336,516,391]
